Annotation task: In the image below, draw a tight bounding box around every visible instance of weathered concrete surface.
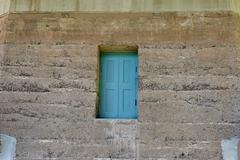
[0,14,7,43]
[9,0,230,12]
[0,0,11,15]
[230,0,240,15]
[0,0,236,15]
[0,11,240,160]
[3,12,238,44]
[2,0,240,16]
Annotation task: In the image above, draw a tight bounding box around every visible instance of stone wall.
[0,11,240,160]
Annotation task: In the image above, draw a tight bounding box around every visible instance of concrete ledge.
[95,119,138,124]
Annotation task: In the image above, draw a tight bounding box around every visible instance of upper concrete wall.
[10,0,231,12]
[230,0,240,15]
[0,0,231,15]
[0,0,11,15]
[1,0,240,15]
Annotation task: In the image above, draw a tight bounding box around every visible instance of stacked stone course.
[0,11,240,159]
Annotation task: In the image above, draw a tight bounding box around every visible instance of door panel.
[119,54,138,118]
[100,55,119,118]
[100,53,138,119]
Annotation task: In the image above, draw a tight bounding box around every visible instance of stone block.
[139,122,240,142]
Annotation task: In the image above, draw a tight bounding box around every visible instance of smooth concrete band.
[9,0,230,12]
[0,0,11,15]
[0,0,238,16]
[230,0,240,14]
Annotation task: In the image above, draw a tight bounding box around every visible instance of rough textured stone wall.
[0,11,240,160]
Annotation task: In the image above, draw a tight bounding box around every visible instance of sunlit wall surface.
[230,0,240,15]
[0,0,234,15]
[0,0,11,15]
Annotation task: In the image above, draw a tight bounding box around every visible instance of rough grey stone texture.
[0,11,240,160]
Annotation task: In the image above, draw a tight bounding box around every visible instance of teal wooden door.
[99,53,138,119]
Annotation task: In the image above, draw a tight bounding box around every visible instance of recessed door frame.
[97,45,138,119]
